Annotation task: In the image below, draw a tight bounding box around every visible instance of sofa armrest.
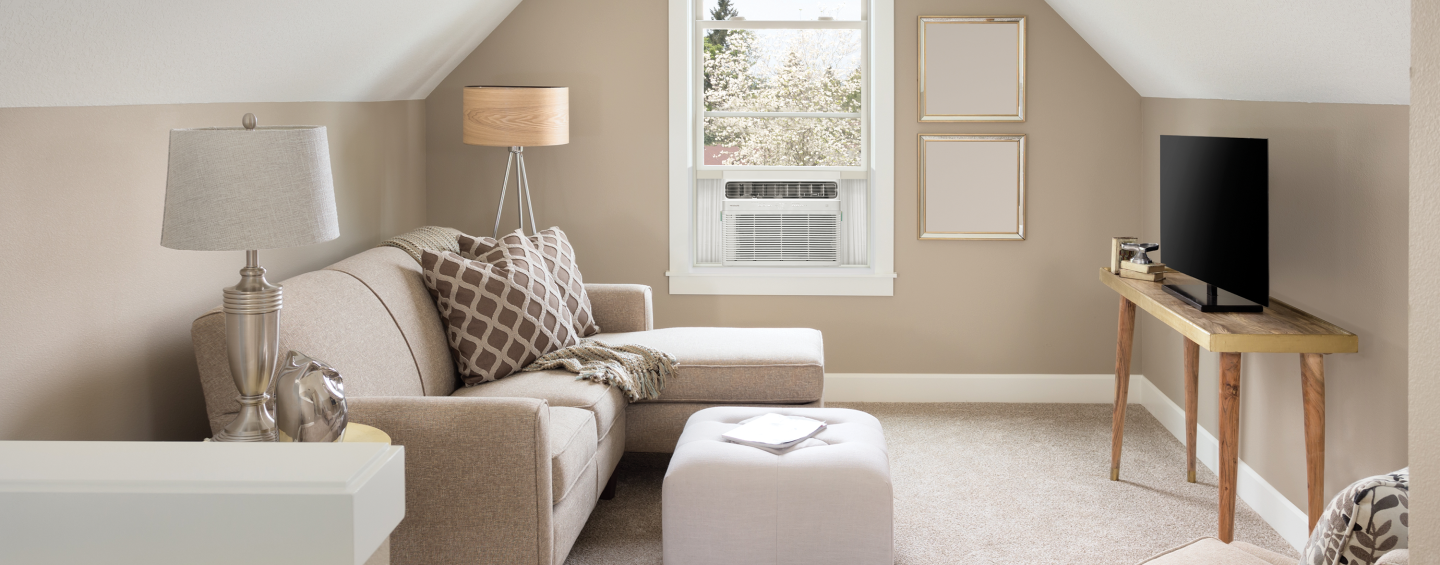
[586,284,653,333]
[348,396,556,565]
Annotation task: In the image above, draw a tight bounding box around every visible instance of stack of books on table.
[1118,261,1166,282]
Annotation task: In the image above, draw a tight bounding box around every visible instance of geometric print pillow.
[420,249,578,386]
[457,227,600,338]
[1303,468,1409,565]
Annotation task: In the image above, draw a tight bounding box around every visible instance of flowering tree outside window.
[702,13,863,167]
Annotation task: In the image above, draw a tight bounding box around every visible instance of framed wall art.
[918,16,1026,122]
[918,134,1026,240]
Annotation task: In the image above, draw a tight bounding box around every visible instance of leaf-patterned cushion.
[1303,468,1408,565]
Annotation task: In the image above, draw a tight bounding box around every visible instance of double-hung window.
[667,0,896,296]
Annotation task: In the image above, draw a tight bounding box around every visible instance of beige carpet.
[563,403,1300,565]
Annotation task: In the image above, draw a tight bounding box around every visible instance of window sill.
[665,271,896,296]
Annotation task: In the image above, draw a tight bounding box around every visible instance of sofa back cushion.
[325,247,457,397]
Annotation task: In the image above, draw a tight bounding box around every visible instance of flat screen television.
[1159,135,1269,313]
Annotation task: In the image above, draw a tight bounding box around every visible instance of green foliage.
[706,0,740,49]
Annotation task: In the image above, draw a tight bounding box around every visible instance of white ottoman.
[662,407,893,565]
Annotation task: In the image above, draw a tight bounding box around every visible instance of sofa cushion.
[420,249,578,384]
[548,406,597,505]
[459,228,601,338]
[325,246,457,397]
[1304,468,1409,565]
[593,328,824,404]
[451,369,626,445]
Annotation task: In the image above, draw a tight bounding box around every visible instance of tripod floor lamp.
[462,85,569,238]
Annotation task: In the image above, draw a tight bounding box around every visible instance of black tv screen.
[1160,135,1269,307]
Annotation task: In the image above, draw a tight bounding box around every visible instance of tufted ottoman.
[662,407,893,565]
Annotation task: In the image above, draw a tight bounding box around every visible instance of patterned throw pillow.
[457,227,600,337]
[420,249,578,385]
[1303,468,1409,565]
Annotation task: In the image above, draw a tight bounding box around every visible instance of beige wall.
[1137,98,1410,510]
[1410,0,1439,559]
[0,100,426,441]
[427,0,1142,374]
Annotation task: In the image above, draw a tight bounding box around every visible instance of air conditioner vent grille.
[725,181,838,199]
[723,213,840,264]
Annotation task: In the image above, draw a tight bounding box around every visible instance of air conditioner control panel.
[723,200,840,212]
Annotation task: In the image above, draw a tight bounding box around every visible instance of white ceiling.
[2,1,1410,108]
[0,0,522,107]
[1044,0,1411,105]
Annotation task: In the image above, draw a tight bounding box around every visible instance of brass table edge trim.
[1097,267,1359,355]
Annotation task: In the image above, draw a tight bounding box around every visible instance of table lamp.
[462,85,569,237]
[161,113,339,442]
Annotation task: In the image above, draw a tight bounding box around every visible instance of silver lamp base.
[213,250,282,442]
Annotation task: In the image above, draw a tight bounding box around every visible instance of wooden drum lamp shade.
[462,86,569,147]
[462,86,570,238]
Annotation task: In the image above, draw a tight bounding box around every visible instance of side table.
[0,441,403,565]
[203,422,394,564]
[1100,268,1357,542]
[344,423,392,444]
[344,422,394,565]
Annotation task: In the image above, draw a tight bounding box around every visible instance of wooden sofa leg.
[600,472,619,500]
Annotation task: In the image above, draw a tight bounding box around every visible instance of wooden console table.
[1099,268,1357,543]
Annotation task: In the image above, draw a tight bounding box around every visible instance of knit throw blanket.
[521,340,677,402]
[379,226,464,262]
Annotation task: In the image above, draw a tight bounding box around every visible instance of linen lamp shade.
[161,125,339,251]
[463,86,569,147]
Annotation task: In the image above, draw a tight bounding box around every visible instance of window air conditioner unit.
[722,181,840,266]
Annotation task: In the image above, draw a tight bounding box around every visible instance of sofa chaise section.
[600,327,826,452]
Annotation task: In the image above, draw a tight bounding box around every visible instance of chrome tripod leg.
[518,151,538,235]
[515,147,526,235]
[493,151,515,239]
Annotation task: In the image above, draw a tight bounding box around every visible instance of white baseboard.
[823,373,1309,552]
[823,373,1126,403]
[1132,376,1310,552]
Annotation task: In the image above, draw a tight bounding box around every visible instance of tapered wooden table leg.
[1301,353,1326,533]
[1218,352,1242,543]
[1184,338,1200,483]
[1111,296,1137,481]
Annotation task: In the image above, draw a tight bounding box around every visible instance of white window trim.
[666,0,896,296]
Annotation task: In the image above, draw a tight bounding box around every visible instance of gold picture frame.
[919,16,1027,122]
[918,134,1026,240]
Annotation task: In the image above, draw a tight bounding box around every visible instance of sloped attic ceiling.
[1044,0,1410,105]
[0,0,522,107]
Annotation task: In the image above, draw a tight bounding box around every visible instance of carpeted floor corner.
[563,403,1300,565]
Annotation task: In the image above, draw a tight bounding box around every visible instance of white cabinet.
[0,441,404,565]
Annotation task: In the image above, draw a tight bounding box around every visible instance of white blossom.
[704,29,863,167]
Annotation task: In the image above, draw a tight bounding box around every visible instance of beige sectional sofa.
[192,246,825,565]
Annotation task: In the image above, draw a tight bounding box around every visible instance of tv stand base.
[1163,283,1264,313]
